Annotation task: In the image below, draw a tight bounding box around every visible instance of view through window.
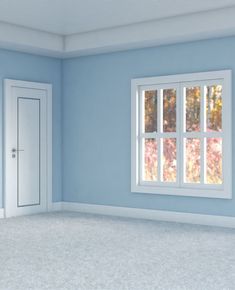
[131,71,231,198]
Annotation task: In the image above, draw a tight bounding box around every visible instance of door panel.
[18,98,40,207]
[4,80,52,217]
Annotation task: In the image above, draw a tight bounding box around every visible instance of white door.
[4,80,52,217]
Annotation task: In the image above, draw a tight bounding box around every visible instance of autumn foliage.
[143,86,222,184]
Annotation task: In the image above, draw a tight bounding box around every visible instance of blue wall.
[62,36,235,217]
[1,38,234,216]
[0,49,62,206]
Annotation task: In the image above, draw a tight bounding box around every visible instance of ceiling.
[0,0,235,35]
[1,0,235,57]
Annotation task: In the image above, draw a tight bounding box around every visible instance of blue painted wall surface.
[0,49,62,206]
[62,36,235,217]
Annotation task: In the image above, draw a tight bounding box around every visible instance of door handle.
[12,148,24,153]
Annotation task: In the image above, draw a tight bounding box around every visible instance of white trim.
[0,203,61,218]
[50,202,62,212]
[131,70,232,199]
[4,79,53,217]
[0,22,63,58]
[64,6,235,58]
[132,70,231,87]
[61,202,235,229]
[1,6,235,58]
[2,201,235,228]
[46,85,53,211]
[0,208,5,218]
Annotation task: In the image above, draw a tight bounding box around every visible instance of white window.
[131,70,232,199]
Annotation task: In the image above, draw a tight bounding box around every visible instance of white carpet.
[0,211,235,290]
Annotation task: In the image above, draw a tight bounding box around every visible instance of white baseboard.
[0,202,62,218]
[61,202,235,229]
[50,202,62,212]
[0,208,5,218]
[0,202,61,218]
[1,202,235,229]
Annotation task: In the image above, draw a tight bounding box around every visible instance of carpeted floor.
[0,211,235,290]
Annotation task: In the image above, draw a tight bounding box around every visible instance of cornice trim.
[1,6,235,58]
[64,6,235,58]
[0,22,63,57]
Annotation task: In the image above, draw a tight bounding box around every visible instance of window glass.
[144,139,158,181]
[144,90,157,133]
[162,138,177,182]
[185,87,201,132]
[206,85,222,132]
[184,138,200,183]
[163,89,176,132]
[206,138,222,184]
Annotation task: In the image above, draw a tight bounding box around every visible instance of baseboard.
[61,202,235,229]
[0,208,5,218]
[1,201,235,228]
[0,203,61,218]
[50,202,62,212]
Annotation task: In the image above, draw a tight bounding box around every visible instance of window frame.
[131,70,232,199]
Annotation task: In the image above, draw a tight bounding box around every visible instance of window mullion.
[141,132,177,138]
[158,89,163,182]
[182,132,222,138]
[179,83,184,187]
[176,84,181,187]
[141,132,157,138]
[200,85,205,184]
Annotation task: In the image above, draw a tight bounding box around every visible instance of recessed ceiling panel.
[0,0,235,35]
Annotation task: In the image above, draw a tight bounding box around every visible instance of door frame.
[3,79,52,217]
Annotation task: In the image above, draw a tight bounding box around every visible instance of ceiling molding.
[1,6,235,58]
[64,6,235,57]
[0,22,63,57]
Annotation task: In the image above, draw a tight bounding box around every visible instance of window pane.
[144,90,157,132]
[163,89,176,132]
[206,138,222,184]
[144,139,158,181]
[184,138,200,183]
[185,87,200,132]
[162,138,177,182]
[206,85,222,132]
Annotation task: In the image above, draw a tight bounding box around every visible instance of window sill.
[131,184,232,199]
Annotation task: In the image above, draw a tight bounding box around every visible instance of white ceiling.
[1,1,235,58]
[0,0,235,35]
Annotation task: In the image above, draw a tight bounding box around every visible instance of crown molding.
[64,6,235,58]
[1,6,235,59]
[0,22,64,57]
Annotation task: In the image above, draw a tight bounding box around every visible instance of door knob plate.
[12,148,24,153]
